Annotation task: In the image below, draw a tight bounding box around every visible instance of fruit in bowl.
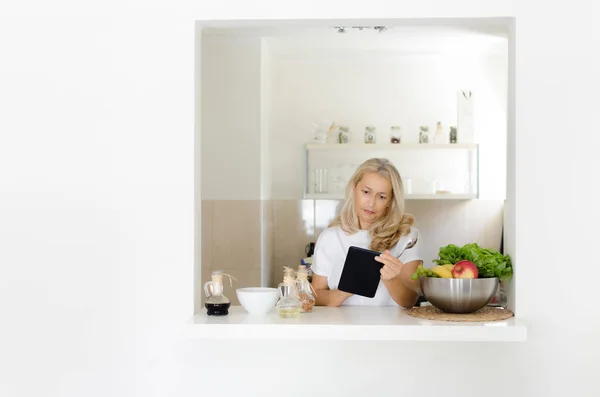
[410,243,513,313]
[451,260,478,279]
[411,243,512,282]
[430,265,453,278]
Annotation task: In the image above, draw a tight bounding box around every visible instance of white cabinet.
[304,143,479,200]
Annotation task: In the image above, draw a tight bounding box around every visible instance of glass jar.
[338,125,350,144]
[276,267,302,318]
[364,126,376,144]
[296,266,316,312]
[419,126,429,144]
[390,126,401,144]
[449,126,457,143]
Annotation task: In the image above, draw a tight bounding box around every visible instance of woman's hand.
[375,250,404,281]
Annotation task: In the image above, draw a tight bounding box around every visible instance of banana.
[432,265,453,278]
[442,264,454,272]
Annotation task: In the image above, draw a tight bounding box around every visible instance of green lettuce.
[433,243,513,281]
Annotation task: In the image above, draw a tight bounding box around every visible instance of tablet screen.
[337,246,383,298]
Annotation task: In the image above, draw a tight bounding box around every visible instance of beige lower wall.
[200,200,262,306]
[261,200,274,289]
[201,199,504,301]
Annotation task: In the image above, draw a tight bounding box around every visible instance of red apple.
[451,260,478,279]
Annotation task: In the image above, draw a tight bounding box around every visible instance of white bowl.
[236,287,279,315]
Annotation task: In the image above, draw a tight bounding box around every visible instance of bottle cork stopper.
[282,266,296,285]
[297,267,308,280]
[211,270,237,287]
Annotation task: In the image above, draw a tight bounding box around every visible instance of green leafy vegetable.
[433,243,513,281]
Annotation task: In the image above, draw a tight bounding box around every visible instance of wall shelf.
[306,142,478,150]
[304,142,480,200]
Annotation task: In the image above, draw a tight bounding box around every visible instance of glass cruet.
[276,267,302,318]
[204,270,236,316]
[296,266,316,312]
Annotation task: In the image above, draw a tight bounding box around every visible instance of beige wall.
[200,200,262,306]
[201,198,504,302]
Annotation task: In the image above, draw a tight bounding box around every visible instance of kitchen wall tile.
[271,199,315,287]
[199,198,504,305]
[261,200,274,288]
[214,267,262,306]
[212,200,262,269]
[199,265,213,307]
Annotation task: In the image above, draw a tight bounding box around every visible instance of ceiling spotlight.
[374,26,388,33]
[335,27,346,33]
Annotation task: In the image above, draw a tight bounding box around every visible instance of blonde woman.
[310,158,422,308]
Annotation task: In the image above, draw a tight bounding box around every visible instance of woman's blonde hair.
[329,158,414,252]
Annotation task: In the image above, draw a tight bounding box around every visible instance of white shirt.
[311,225,423,307]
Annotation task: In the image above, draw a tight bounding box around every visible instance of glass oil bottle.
[296,265,316,313]
[204,270,236,316]
[276,267,302,318]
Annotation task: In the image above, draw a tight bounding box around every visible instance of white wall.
[200,33,507,201]
[201,34,262,200]
[2,2,600,397]
[268,47,507,199]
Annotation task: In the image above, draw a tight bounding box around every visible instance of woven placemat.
[406,305,514,322]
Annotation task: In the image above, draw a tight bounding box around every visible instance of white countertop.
[186,306,527,342]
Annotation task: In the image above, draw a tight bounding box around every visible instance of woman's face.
[353,171,393,229]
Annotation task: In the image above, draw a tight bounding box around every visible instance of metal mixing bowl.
[419,277,499,314]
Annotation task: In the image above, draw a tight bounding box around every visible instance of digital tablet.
[337,246,384,298]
